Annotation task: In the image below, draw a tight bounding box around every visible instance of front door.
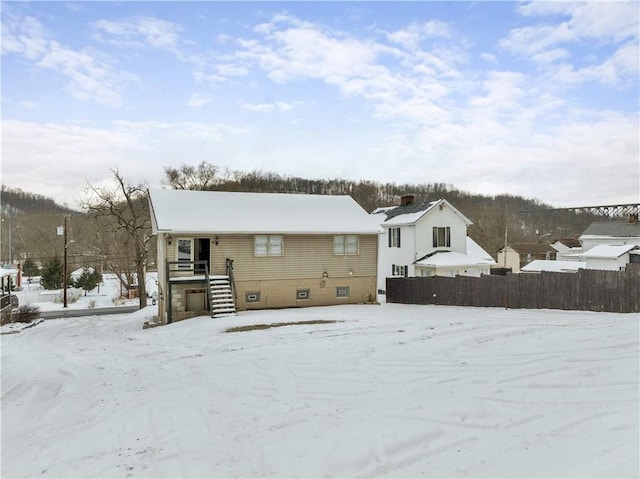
[195,238,211,273]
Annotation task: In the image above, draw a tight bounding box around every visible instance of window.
[334,235,358,255]
[389,228,401,248]
[296,289,310,300]
[177,238,193,269]
[392,264,408,277]
[432,227,451,247]
[245,292,261,303]
[336,286,350,298]
[255,235,283,256]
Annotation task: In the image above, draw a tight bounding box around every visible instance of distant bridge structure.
[518,203,639,218]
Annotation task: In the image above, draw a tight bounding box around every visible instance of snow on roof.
[0,267,17,279]
[582,244,638,259]
[148,189,383,235]
[371,199,472,226]
[521,260,586,273]
[466,237,496,263]
[414,251,495,267]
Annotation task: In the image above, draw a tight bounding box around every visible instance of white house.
[582,244,639,271]
[551,238,583,262]
[371,195,495,292]
[579,220,640,252]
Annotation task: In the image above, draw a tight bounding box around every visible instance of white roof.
[466,237,496,263]
[521,260,586,273]
[415,251,495,268]
[582,244,638,259]
[148,189,383,235]
[1,267,17,279]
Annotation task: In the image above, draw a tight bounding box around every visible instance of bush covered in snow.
[5,304,40,325]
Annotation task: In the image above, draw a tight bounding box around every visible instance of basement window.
[245,292,261,303]
[296,289,310,301]
[336,286,350,298]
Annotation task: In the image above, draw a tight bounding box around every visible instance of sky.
[1,1,639,210]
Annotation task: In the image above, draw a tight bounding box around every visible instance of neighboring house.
[582,245,640,271]
[371,195,495,292]
[496,243,556,273]
[148,189,382,323]
[551,238,583,262]
[520,260,586,273]
[579,219,640,252]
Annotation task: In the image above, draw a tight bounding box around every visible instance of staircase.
[209,275,236,317]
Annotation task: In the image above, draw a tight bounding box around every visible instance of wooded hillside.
[164,164,603,255]
[2,167,605,271]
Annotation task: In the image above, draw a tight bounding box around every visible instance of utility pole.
[63,215,68,308]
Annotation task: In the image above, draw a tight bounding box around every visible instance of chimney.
[400,194,415,207]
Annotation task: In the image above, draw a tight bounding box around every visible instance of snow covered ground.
[2,300,638,477]
[6,271,157,312]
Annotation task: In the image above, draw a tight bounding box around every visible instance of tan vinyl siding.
[160,233,378,321]
[210,234,377,281]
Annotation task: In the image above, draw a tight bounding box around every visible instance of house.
[148,189,382,323]
[579,219,640,252]
[581,244,640,271]
[551,238,583,262]
[496,243,556,273]
[371,195,495,292]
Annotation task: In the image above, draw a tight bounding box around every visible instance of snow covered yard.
[2,303,638,478]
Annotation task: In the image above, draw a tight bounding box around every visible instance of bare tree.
[82,169,152,309]
[163,161,222,190]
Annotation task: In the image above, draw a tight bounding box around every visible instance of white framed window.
[255,235,283,257]
[432,227,451,247]
[389,227,401,248]
[177,238,193,269]
[392,264,408,277]
[334,235,359,255]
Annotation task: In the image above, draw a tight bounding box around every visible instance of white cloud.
[480,52,497,63]
[385,20,452,50]
[92,17,182,51]
[2,12,135,106]
[518,1,639,43]
[230,13,464,125]
[241,101,299,113]
[500,2,638,87]
[187,93,214,108]
[1,120,251,209]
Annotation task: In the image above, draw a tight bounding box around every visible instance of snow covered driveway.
[2,304,638,478]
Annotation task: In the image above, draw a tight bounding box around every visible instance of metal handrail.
[226,258,237,306]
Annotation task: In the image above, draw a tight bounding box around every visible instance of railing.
[226,258,237,306]
[165,260,210,324]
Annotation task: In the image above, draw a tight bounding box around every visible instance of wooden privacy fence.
[386,265,640,313]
